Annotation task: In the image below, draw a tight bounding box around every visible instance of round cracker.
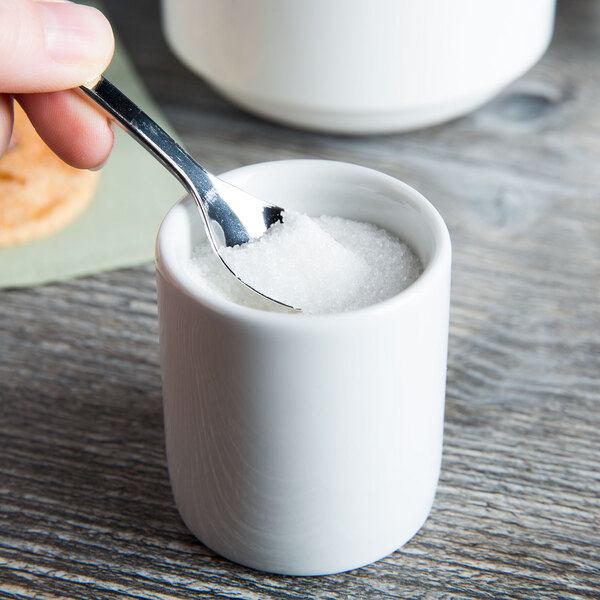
[0,104,99,247]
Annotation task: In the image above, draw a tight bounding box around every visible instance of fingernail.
[37,1,113,64]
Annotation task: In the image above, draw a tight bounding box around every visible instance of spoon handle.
[81,76,256,246]
[80,76,213,206]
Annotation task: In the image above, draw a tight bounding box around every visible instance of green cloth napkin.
[0,8,182,289]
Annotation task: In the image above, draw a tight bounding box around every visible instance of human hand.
[0,0,115,169]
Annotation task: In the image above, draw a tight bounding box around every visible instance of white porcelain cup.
[155,160,451,575]
[161,0,555,134]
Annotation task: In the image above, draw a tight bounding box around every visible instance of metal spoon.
[80,76,295,310]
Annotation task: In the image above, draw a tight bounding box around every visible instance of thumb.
[0,0,114,94]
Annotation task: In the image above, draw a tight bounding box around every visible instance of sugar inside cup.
[187,209,424,314]
[156,160,451,575]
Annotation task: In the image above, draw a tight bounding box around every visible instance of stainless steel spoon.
[81,76,295,310]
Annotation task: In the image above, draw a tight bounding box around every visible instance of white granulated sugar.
[186,212,422,314]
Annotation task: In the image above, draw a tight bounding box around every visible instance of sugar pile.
[186,212,422,314]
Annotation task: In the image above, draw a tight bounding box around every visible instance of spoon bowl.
[81,76,295,310]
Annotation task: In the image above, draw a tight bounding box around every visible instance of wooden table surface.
[1,1,599,598]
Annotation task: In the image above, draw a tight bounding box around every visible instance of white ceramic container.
[155,160,451,575]
[162,0,555,133]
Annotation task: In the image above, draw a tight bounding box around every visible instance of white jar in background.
[161,0,556,134]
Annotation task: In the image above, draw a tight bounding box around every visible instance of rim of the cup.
[155,159,451,326]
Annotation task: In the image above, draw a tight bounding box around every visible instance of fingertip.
[0,94,14,156]
[17,90,115,169]
[85,121,115,170]
[38,1,115,71]
[0,0,115,93]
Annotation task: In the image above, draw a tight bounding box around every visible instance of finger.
[0,0,114,93]
[17,89,114,169]
[0,94,14,156]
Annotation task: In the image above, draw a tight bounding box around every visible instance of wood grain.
[1,0,599,598]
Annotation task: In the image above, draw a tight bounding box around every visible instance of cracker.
[0,104,99,247]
